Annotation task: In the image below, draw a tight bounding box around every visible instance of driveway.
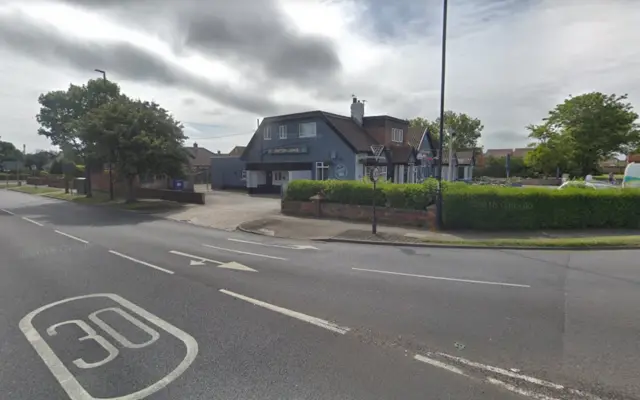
[162,189,281,231]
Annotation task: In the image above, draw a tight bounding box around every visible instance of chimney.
[217,150,221,154]
[193,142,198,154]
[350,97,364,126]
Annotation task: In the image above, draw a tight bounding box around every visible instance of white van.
[622,162,640,188]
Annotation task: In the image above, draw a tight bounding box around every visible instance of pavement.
[1,188,640,399]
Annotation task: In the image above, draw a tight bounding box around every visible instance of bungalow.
[239,98,419,193]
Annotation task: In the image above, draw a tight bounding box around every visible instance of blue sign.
[172,179,184,190]
[334,164,347,179]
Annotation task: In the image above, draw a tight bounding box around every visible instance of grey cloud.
[52,0,342,87]
[0,10,300,115]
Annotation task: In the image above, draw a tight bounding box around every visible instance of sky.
[0,0,639,154]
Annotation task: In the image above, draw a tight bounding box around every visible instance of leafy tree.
[409,111,483,150]
[79,97,189,202]
[528,92,640,176]
[36,78,121,196]
[0,141,21,162]
[24,150,56,171]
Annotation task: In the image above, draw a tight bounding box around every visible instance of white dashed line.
[108,250,175,275]
[54,230,89,244]
[23,217,44,226]
[436,352,564,390]
[219,289,350,334]
[352,268,531,288]
[413,354,468,376]
[1,208,15,215]
[486,377,561,400]
[203,244,287,260]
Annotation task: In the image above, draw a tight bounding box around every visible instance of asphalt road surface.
[1,189,639,400]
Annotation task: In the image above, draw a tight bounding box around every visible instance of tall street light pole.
[436,0,449,230]
[95,68,114,201]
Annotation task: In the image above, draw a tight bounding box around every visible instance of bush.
[0,172,30,180]
[443,184,640,230]
[285,179,445,209]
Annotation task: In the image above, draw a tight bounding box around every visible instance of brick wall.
[282,200,433,228]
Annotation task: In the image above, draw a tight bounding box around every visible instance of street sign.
[370,144,385,160]
[370,167,380,182]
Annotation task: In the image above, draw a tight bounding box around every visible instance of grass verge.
[8,185,63,194]
[42,191,184,213]
[42,191,112,204]
[420,235,640,248]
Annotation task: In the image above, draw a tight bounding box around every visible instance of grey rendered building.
[239,98,424,193]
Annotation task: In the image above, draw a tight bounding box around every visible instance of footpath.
[237,214,640,250]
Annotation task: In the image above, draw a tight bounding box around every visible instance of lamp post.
[436,0,449,230]
[95,69,114,201]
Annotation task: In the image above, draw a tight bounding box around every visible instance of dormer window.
[392,128,403,143]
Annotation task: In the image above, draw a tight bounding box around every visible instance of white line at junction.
[352,268,531,288]
[1,208,15,215]
[219,289,350,334]
[54,230,89,244]
[203,244,287,260]
[23,217,44,227]
[109,250,174,275]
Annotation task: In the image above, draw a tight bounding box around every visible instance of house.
[439,149,478,181]
[228,146,246,156]
[408,126,437,181]
[210,152,246,190]
[240,98,420,193]
[184,142,216,184]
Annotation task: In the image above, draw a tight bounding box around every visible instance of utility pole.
[95,69,113,200]
[436,0,449,230]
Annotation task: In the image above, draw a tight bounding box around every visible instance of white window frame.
[263,126,272,140]
[315,161,329,180]
[278,125,287,139]
[391,128,403,143]
[299,122,317,138]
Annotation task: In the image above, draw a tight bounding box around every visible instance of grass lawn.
[420,235,640,248]
[42,191,184,213]
[42,191,112,204]
[8,185,63,194]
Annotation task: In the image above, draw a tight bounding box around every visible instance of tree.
[36,78,121,196]
[79,97,190,202]
[528,92,640,176]
[409,111,484,150]
[24,150,56,171]
[0,141,21,162]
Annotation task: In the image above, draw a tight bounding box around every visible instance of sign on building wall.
[334,164,347,179]
[266,146,309,155]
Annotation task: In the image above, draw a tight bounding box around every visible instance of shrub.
[443,184,640,230]
[0,172,30,180]
[285,179,445,209]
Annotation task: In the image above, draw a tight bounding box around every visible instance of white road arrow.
[227,238,318,250]
[169,250,257,272]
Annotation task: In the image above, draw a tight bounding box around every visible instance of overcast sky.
[1,0,639,154]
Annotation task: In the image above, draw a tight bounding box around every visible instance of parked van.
[622,162,640,188]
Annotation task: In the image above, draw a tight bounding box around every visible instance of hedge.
[0,173,31,180]
[285,179,447,210]
[443,185,640,230]
[285,179,640,230]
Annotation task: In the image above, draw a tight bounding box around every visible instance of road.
[1,189,639,400]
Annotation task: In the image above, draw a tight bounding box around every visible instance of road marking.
[54,230,89,244]
[219,289,349,334]
[19,293,198,400]
[169,250,257,272]
[228,238,318,250]
[109,250,174,275]
[23,217,44,226]
[414,354,467,376]
[1,208,15,215]
[437,352,563,390]
[169,250,223,265]
[486,377,561,400]
[203,244,287,260]
[352,268,531,288]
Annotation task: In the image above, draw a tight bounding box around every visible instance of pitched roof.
[322,112,378,152]
[484,148,513,158]
[407,126,424,148]
[228,146,246,156]
[512,147,532,158]
[388,145,415,163]
[183,145,216,166]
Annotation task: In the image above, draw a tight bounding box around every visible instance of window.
[392,128,403,143]
[278,125,287,139]
[299,122,317,138]
[315,162,329,180]
[273,171,288,183]
[263,126,272,140]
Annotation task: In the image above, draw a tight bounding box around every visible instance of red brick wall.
[282,200,432,228]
